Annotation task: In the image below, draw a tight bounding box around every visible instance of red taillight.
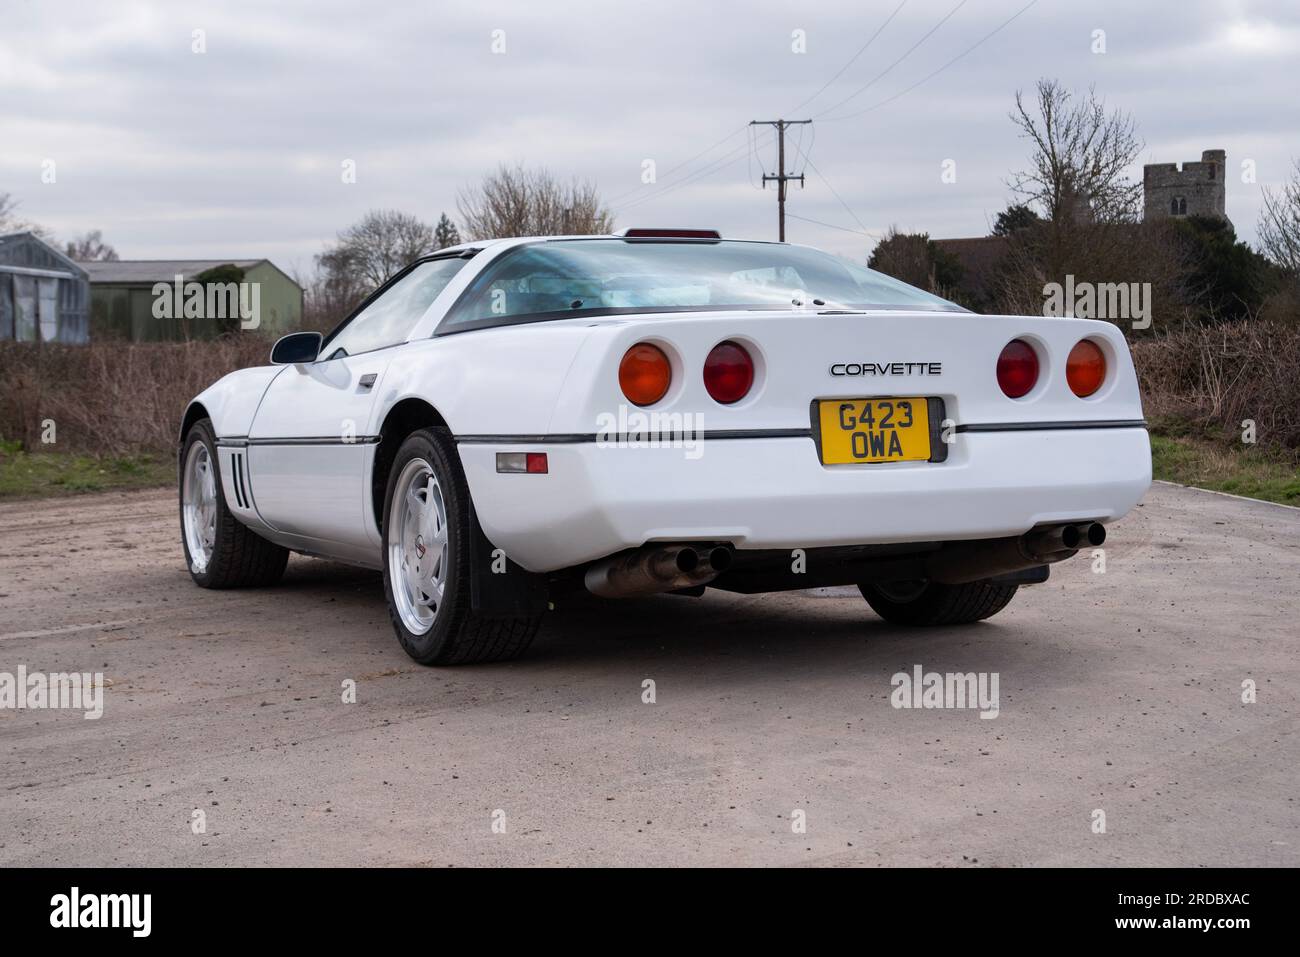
[1066,339,1106,397]
[996,339,1039,398]
[619,342,672,406]
[703,340,754,404]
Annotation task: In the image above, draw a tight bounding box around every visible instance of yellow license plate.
[817,397,931,465]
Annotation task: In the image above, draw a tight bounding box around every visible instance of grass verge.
[1150,433,1300,506]
[0,445,174,499]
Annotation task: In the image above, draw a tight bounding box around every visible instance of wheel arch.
[372,397,450,536]
[180,401,211,448]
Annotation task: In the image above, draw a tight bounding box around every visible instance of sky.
[2,0,1297,276]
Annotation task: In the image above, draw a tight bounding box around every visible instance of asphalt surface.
[1,482,1296,867]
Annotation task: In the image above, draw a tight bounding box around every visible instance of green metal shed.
[83,259,303,341]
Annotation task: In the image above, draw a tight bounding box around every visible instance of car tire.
[381,427,542,665]
[859,579,1018,626]
[179,418,289,589]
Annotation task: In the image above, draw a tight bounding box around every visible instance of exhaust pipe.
[584,544,733,598]
[1028,522,1106,554]
[925,522,1105,585]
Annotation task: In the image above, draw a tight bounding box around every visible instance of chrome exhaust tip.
[927,520,1108,585]
[584,543,732,599]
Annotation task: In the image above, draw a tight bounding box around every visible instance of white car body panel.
[184,236,1152,576]
[458,307,1148,570]
[247,352,389,549]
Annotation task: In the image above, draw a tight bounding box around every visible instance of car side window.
[322,257,466,359]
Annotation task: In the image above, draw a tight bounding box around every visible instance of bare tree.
[457,164,614,240]
[1258,159,1300,276]
[300,264,369,334]
[1007,79,1143,226]
[994,79,1159,322]
[318,209,438,291]
[0,192,18,231]
[66,229,119,261]
[0,191,49,238]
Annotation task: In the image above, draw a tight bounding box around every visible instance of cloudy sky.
[2,0,1297,274]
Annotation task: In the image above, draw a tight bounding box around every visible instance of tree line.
[867,78,1300,329]
[303,165,613,330]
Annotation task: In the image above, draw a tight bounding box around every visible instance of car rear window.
[439,239,963,332]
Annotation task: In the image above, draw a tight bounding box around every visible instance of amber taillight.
[1066,339,1106,397]
[619,343,672,406]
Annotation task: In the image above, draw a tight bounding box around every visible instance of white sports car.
[179,229,1151,664]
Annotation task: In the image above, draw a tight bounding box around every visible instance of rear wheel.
[381,428,542,665]
[179,418,289,588]
[859,579,1017,626]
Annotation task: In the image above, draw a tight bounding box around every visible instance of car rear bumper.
[458,426,1152,573]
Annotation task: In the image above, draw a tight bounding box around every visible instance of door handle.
[358,373,377,390]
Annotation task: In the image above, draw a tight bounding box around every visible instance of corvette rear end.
[462,308,1150,579]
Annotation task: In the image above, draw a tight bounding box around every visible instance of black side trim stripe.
[955,419,1148,433]
[455,433,594,445]
[217,436,381,447]
[455,428,814,444]
[457,421,1147,444]
[216,421,1145,451]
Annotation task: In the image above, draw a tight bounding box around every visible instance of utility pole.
[750,119,811,241]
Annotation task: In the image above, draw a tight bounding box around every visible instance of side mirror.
[270,331,322,365]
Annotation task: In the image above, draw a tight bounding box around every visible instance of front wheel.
[179,418,288,588]
[859,579,1018,626]
[381,428,542,665]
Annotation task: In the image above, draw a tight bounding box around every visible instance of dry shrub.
[1132,321,1300,456]
[0,337,271,455]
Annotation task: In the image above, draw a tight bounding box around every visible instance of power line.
[790,138,872,236]
[790,121,815,177]
[614,135,766,213]
[811,0,969,119]
[605,1,907,211]
[786,211,880,240]
[819,0,1040,121]
[612,132,773,215]
[614,138,756,213]
[605,124,750,207]
[747,123,766,189]
[785,0,910,116]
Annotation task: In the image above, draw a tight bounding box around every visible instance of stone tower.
[1143,149,1227,222]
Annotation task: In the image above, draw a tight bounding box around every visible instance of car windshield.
[439,238,964,332]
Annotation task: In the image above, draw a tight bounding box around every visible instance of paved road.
[1,483,1296,866]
